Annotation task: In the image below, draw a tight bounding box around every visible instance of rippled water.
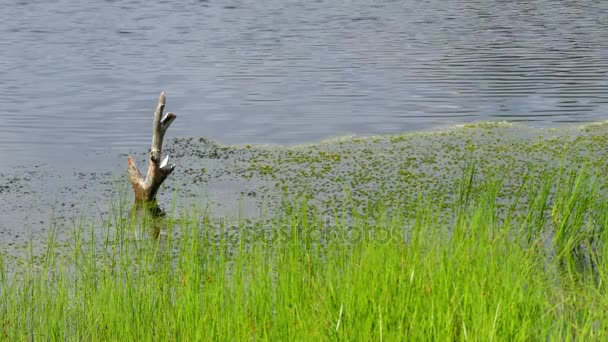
[1,0,608,170]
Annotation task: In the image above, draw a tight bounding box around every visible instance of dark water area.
[1,0,608,171]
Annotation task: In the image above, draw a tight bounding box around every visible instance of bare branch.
[127,157,143,185]
[126,92,177,210]
[161,112,176,133]
[150,92,167,160]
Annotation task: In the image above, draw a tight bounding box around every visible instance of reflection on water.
[1,0,607,169]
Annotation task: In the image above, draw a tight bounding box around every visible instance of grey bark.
[127,92,177,212]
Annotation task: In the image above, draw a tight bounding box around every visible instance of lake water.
[1,0,608,171]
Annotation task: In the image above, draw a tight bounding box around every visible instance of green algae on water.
[164,121,608,216]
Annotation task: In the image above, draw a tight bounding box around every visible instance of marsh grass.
[2,163,608,340]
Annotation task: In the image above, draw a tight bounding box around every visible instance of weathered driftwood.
[127,92,177,213]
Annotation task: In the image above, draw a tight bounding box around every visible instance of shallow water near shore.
[3,121,608,256]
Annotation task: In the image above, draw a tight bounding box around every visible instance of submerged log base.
[127,92,177,214]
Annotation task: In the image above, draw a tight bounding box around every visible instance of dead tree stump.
[127,92,177,214]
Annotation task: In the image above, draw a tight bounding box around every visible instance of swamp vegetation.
[3,122,608,339]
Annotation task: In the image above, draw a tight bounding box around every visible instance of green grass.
[2,162,608,340]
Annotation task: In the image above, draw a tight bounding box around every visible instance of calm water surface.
[1,0,608,171]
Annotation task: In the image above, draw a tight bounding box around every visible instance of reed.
[2,163,608,340]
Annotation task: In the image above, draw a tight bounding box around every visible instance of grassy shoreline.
[4,122,608,339]
[2,160,608,340]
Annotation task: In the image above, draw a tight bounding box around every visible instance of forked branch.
[127,92,177,210]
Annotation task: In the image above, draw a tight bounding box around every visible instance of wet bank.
[2,121,608,256]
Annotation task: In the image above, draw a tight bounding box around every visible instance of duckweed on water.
[164,122,608,216]
[3,161,608,339]
[3,122,608,339]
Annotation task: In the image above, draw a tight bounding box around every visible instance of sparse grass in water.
[2,163,608,340]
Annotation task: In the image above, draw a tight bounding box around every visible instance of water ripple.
[1,0,608,170]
